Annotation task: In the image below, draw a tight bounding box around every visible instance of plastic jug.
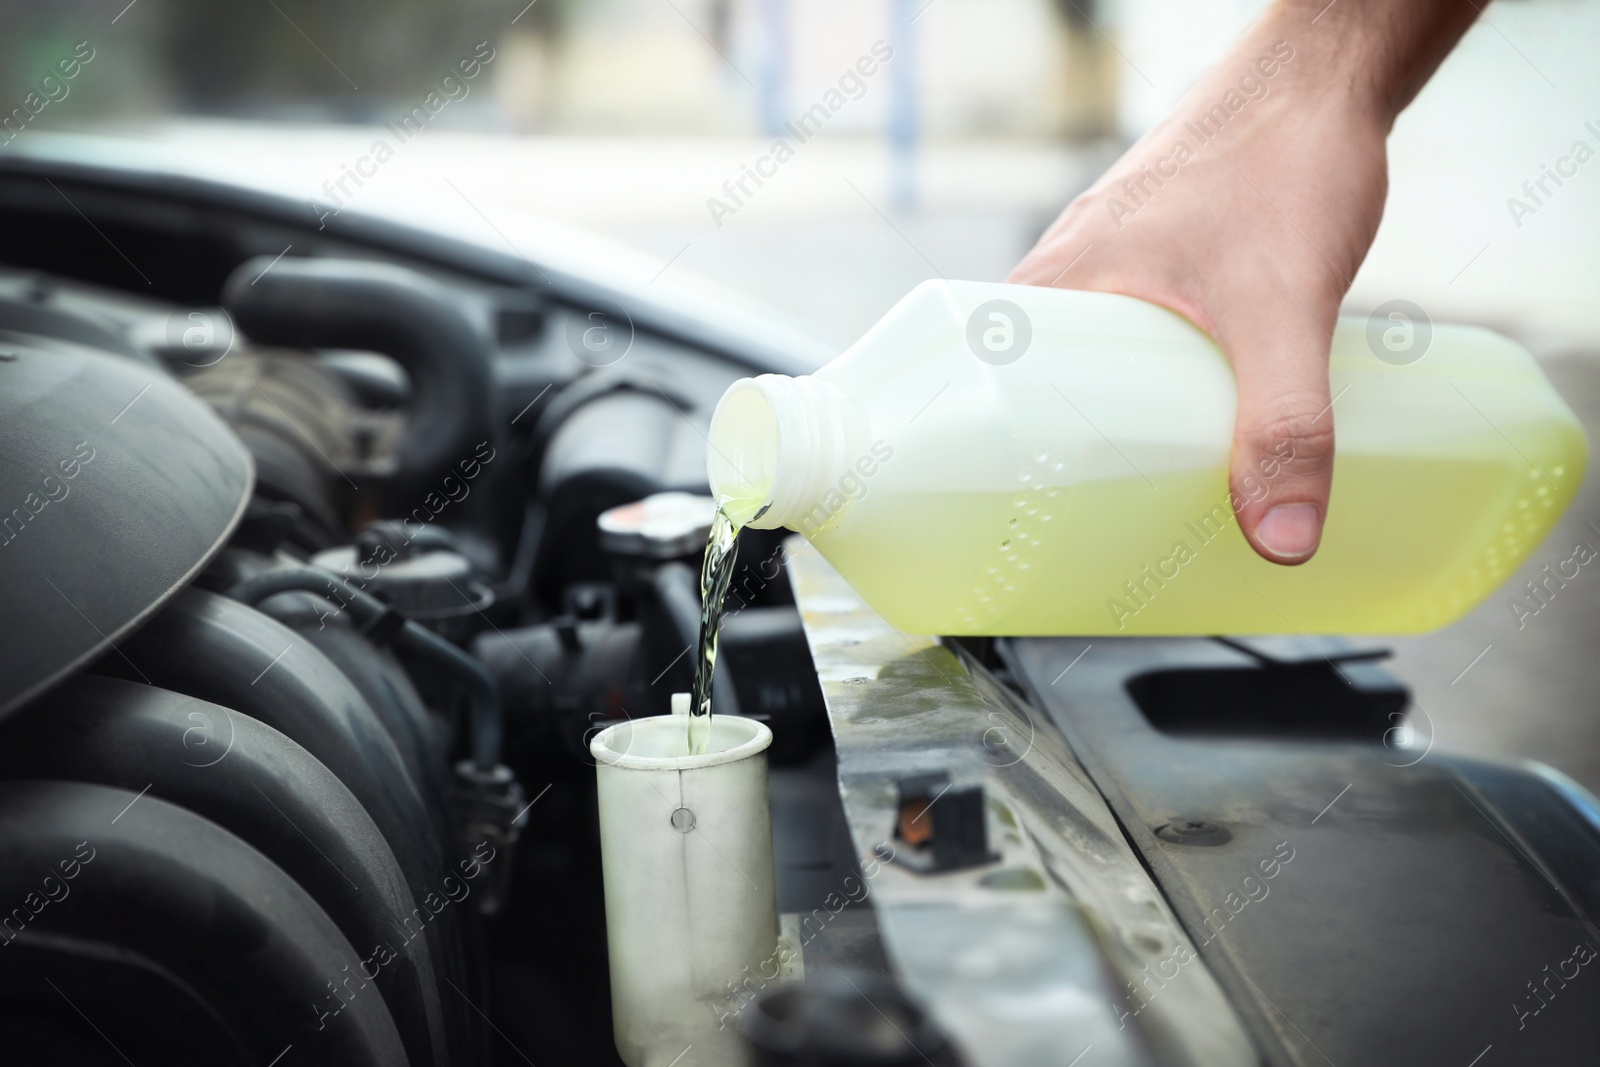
[705,280,1587,635]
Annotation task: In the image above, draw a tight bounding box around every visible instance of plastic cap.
[597,492,715,559]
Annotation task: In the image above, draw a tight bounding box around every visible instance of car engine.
[0,152,833,1067]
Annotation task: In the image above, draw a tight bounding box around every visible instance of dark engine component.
[112,587,478,1059]
[739,972,959,1067]
[533,376,712,594]
[222,256,496,517]
[0,780,409,1067]
[182,350,383,544]
[477,616,648,758]
[0,675,450,1067]
[0,169,826,1067]
[479,492,826,765]
[311,521,495,641]
[0,292,159,366]
[719,606,828,763]
[0,341,250,716]
[117,587,453,883]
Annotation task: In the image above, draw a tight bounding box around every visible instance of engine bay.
[4,150,1600,1067]
[0,152,839,1066]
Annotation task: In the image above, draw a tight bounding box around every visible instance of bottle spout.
[706,374,864,532]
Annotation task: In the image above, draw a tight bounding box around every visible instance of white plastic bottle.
[706,280,1587,635]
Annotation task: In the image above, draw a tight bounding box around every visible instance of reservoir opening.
[591,714,772,768]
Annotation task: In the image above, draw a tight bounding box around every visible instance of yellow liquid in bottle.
[708,285,1589,637]
[809,442,1584,636]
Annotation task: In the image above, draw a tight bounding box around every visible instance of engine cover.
[0,337,252,716]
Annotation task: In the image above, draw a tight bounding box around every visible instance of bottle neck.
[706,374,865,531]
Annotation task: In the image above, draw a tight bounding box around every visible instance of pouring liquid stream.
[688,501,744,756]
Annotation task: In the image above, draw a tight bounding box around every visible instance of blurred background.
[3,0,1599,782]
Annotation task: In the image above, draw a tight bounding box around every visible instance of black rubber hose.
[229,565,503,769]
[221,256,495,514]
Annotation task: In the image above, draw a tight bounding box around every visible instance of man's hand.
[1011,0,1478,564]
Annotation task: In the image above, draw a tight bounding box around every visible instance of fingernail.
[1255,504,1321,559]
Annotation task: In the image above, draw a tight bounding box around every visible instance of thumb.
[1222,319,1337,566]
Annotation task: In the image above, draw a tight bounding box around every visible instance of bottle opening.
[707,379,782,527]
[707,374,863,532]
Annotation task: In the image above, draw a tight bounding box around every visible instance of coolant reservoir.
[706,280,1588,635]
